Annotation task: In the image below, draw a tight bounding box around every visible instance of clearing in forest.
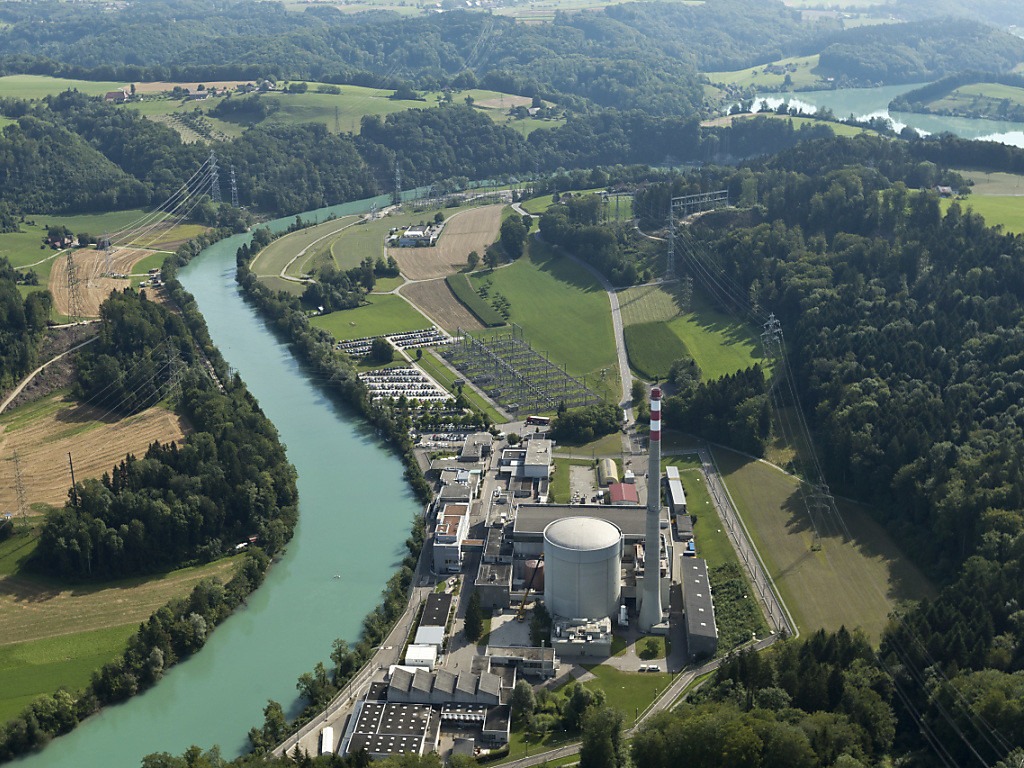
[400,279,485,333]
[391,205,504,280]
[0,392,189,515]
[712,446,935,642]
[941,195,1024,234]
[617,282,765,380]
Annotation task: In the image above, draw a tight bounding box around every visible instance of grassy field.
[941,195,1024,234]
[618,283,765,380]
[0,623,137,723]
[124,83,560,139]
[955,169,1024,195]
[711,446,935,642]
[310,293,429,341]
[706,55,824,91]
[704,113,869,138]
[445,273,506,326]
[552,431,623,457]
[550,457,592,503]
[250,216,359,278]
[578,664,673,727]
[0,532,238,721]
[0,74,127,99]
[417,351,506,424]
[469,239,619,401]
[623,321,689,380]
[519,196,554,215]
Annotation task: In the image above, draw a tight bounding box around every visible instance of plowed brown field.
[48,247,156,318]
[0,393,189,516]
[400,279,485,333]
[391,205,503,280]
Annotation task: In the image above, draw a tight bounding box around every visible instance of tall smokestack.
[638,386,663,632]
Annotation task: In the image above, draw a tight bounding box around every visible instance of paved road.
[0,334,98,415]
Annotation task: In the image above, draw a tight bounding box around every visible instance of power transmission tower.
[334,105,341,134]
[230,166,239,208]
[64,252,84,320]
[393,161,402,206]
[167,340,182,401]
[209,150,221,204]
[12,449,27,520]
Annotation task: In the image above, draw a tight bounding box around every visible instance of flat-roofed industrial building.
[682,558,718,658]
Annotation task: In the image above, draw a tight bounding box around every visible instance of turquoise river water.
[13,194,423,768]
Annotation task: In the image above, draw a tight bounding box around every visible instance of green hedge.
[623,321,689,379]
[446,273,506,327]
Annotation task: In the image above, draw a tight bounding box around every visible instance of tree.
[467,250,480,271]
[510,679,536,721]
[631,379,645,404]
[464,589,484,642]
[370,337,394,364]
[434,211,444,224]
[580,705,625,768]
[485,246,501,269]
[499,215,528,259]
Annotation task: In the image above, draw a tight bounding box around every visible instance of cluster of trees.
[36,291,298,580]
[539,195,660,286]
[549,403,620,445]
[634,633,894,768]
[210,94,279,122]
[662,366,771,457]
[0,257,51,394]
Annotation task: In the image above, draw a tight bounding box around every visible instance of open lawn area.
[0,624,137,723]
[553,431,622,457]
[942,196,1024,234]
[578,664,673,727]
[925,82,1024,120]
[310,293,429,341]
[0,74,128,99]
[706,55,824,91]
[469,239,619,401]
[711,447,935,642]
[618,282,766,380]
[0,531,238,721]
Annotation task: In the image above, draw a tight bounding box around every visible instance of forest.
[0,257,52,393]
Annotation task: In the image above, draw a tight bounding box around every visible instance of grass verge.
[445,273,507,326]
[623,321,690,380]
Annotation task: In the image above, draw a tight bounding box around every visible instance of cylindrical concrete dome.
[543,517,622,621]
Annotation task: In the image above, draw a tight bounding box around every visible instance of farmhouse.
[105,90,128,103]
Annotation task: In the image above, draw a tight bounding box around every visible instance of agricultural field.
[469,239,619,401]
[400,278,486,333]
[249,216,360,280]
[310,293,430,341]
[443,273,506,327]
[48,246,160,317]
[0,74,128,99]
[122,83,560,141]
[706,55,825,91]
[391,205,504,280]
[0,531,236,722]
[617,282,765,380]
[711,446,935,642]
[623,321,689,380]
[0,392,190,515]
[955,169,1024,195]
[941,195,1024,234]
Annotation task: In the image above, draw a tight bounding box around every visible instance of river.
[753,83,1024,148]
[13,194,423,768]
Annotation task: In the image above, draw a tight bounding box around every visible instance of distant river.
[14,193,422,767]
[755,83,1024,148]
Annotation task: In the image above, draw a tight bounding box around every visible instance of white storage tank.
[543,517,622,621]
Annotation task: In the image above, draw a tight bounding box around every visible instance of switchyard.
[443,324,602,414]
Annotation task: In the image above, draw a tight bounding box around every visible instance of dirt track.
[391,205,503,280]
[0,394,189,516]
[48,247,155,318]
[400,279,485,333]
